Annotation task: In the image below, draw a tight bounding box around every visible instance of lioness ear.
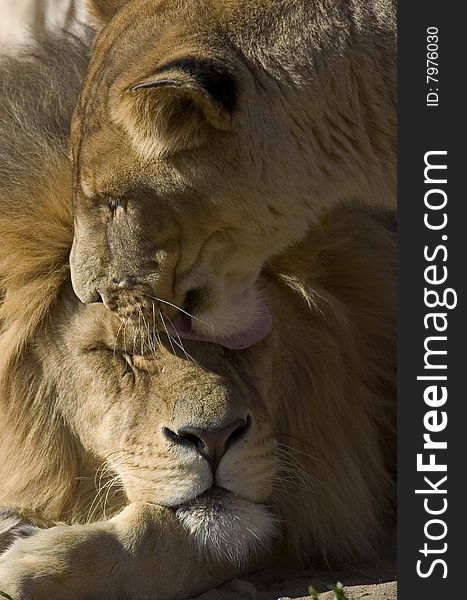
[86,0,130,29]
[113,57,238,158]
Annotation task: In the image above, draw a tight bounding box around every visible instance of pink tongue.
[166,303,273,350]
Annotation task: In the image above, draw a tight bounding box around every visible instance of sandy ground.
[194,559,397,600]
[194,577,396,600]
[196,580,396,600]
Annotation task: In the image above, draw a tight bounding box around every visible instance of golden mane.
[0,33,91,520]
[0,32,89,367]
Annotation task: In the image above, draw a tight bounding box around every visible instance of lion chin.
[176,490,277,566]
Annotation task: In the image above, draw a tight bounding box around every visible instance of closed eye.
[82,344,136,385]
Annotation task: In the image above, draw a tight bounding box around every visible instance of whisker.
[87,463,112,523]
[276,434,326,465]
[164,313,187,356]
[151,301,163,354]
[151,300,160,354]
[142,292,214,333]
[113,317,126,360]
[159,310,176,355]
[102,475,123,520]
[122,316,129,357]
[85,453,132,523]
[141,308,156,356]
[275,444,351,503]
[164,313,204,370]
[138,309,144,356]
[131,315,138,356]
[276,442,323,471]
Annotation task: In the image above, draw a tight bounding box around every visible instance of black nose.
[163,417,250,470]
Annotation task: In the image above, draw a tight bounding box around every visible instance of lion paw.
[0,524,121,599]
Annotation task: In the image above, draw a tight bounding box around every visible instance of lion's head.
[70,0,396,343]
[29,289,280,563]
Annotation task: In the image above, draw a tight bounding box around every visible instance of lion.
[69,0,397,345]
[0,31,395,599]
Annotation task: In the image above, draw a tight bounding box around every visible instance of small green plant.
[308,585,319,599]
[328,582,348,599]
[0,592,14,600]
[309,581,352,599]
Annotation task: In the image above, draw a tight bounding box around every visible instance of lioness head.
[71,0,396,342]
[71,0,302,343]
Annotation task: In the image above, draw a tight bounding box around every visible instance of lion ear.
[113,57,238,158]
[86,0,130,28]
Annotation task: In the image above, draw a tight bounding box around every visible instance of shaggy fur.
[69,0,397,342]
[0,32,395,599]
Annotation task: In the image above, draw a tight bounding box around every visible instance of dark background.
[398,2,466,597]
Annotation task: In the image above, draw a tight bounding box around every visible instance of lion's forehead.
[79,323,265,415]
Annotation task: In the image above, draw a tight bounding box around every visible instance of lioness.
[70,0,397,343]
[0,32,395,600]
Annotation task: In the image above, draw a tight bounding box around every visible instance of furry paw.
[0,522,122,599]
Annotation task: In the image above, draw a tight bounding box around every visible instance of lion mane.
[0,31,395,599]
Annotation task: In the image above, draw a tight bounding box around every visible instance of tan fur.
[69,0,397,341]
[0,32,395,599]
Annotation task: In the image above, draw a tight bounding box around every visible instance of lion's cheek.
[216,449,277,503]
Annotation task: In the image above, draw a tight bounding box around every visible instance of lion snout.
[93,278,183,327]
[119,402,276,509]
[162,415,250,473]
